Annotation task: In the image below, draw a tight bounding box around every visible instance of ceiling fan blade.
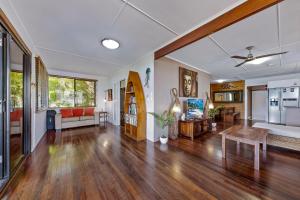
[255,51,288,59]
[234,61,247,68]
[231,55,248,60]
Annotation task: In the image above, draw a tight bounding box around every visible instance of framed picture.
[107,89,113,101]
[179,67,198,97]
[105,89,113,101]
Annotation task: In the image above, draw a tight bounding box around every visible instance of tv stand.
[178,119,208,141]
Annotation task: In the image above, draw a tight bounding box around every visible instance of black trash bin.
[46,110,56,131]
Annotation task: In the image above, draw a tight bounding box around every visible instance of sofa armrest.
[55,113,62,131]
[94,112,99,124]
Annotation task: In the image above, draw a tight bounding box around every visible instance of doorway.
[247,85,267,121]
[252,90,267,121]
[120,79,126,126]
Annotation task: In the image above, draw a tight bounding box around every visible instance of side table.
[99,112,108,128]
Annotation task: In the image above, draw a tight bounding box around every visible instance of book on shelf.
[128,103,137,115]
[125,114,137,126]
[130,96,136,103]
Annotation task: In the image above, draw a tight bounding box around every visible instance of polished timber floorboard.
[2,122,300,200]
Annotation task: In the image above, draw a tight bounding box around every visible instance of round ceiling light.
[101,38,120,50]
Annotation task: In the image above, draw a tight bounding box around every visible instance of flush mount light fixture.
[101,38,120,50]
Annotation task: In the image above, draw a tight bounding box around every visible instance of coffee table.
[220,125,268,170]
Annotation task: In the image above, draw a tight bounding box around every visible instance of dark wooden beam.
[154,0,284,60]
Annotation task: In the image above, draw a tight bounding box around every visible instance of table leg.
[222,134,226,159]
[254,142,260,170]
[100,114,102,127]
[263,136,267,151]
[236,141,240,154]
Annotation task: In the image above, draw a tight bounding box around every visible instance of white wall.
[245,72,300,120]
[0,1,47,151]
[154,57,211,141]
[104,53,155,141]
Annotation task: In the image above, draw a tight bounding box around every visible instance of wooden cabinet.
[124,71,146,141]
[178,119,208,141]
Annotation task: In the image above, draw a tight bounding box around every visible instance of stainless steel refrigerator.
[268,87,300,124]
[268,88,285,124]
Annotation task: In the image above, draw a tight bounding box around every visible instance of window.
[75,79,96,107]
[48,75,96,108]
[10,71,23,108]
[35,57,48,111]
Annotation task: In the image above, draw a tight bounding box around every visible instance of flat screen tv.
[187,99,204,119]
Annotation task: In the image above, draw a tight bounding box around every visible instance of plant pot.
[160,136,168,144]
[212,122,217,131]
[159,127,168,144]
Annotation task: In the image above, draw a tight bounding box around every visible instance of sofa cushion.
[80,116,94,121]
[10,109,22,121]
[11,121,21,127]
[73,108,84,117]
[62,117,80,123]
[61,109,73,118]
[84,108,94,116]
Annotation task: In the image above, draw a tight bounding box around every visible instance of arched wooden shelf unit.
[124,71,146,141]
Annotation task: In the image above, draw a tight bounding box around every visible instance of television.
[187,99,204,119]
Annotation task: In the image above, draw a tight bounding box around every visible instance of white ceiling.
[169,0,300,80]
[9,0,244,76]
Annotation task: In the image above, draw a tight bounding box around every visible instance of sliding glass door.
[0,27,10,183]
[9,37,25,171]
[0,22,31,188]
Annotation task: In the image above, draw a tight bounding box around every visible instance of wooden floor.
[2,122,300,200]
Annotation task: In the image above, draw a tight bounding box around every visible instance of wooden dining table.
[220,125,269,170]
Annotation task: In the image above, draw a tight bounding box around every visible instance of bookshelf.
[124,71,146,141]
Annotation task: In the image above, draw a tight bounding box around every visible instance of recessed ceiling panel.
[128,0,244,34]
[281,42,300,65]
[108,5,174,64]
[11,0,123,53]
[280,0,300,45]
[38,48,121,76]
[168,37,229,70]
[212,5,278,55]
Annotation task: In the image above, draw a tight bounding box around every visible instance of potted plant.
[208,105,223,131]
[149,111,175,144]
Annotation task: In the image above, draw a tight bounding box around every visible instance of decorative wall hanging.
[179,67,198,97]
[144,67,151,88]
[105,89,113,101]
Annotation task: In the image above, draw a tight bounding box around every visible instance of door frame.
[247,85,267,120]
[0,9,31,191]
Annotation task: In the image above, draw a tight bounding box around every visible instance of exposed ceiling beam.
[154,0,284,60]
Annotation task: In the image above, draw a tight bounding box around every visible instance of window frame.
[48,74,97,108]
[35,56,48,112]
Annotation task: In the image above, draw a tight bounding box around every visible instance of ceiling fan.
[231,46,288,68]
